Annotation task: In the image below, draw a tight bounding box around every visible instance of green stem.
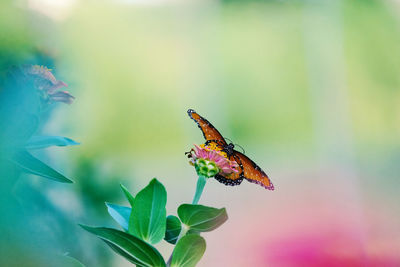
[166,175,208,266]
[192,175,207,205]
[167,175,207,267]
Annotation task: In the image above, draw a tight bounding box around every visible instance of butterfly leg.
[185,148,195,158]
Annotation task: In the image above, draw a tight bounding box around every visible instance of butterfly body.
[222,142,235,156]
[205,140,235,157]
[187,109,274,190]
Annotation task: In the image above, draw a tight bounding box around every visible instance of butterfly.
[187,109,274,190]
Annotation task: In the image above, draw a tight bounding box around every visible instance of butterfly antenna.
[224,137,233,144]
[234,144,246,154]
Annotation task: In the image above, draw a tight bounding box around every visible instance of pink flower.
[188,144,239,177]
[22,65,74,104]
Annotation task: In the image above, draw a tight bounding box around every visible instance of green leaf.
[120,184,135,207]
[164,215,182,245]
[11,150,73,183]
[80,225,166,267]
[177,204,228,232]
[106,203,131,231]
[187,229,201,236]
[25,136,80,150]
[170,234,206,267]
[129,178,167,244]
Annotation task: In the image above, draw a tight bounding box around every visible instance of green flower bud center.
[194,158,220,178]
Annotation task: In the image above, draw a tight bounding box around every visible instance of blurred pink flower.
[262,233,400,267]
[22,65,74,104]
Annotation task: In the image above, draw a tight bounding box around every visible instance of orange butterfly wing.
[234,151,274,190]
[187,109,227,146]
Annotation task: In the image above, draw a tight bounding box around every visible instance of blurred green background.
[1,0,400,266]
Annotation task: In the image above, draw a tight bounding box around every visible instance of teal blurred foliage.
[0,65,116,265]
[0,66,40,150]
[0,64,97,266]
[0,7,112,262]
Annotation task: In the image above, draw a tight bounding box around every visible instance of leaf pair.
[83,179,229,267]
[83,179,168,266]
[9,136,79,183]
[165,205,228,244]
[165,205,228,267]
